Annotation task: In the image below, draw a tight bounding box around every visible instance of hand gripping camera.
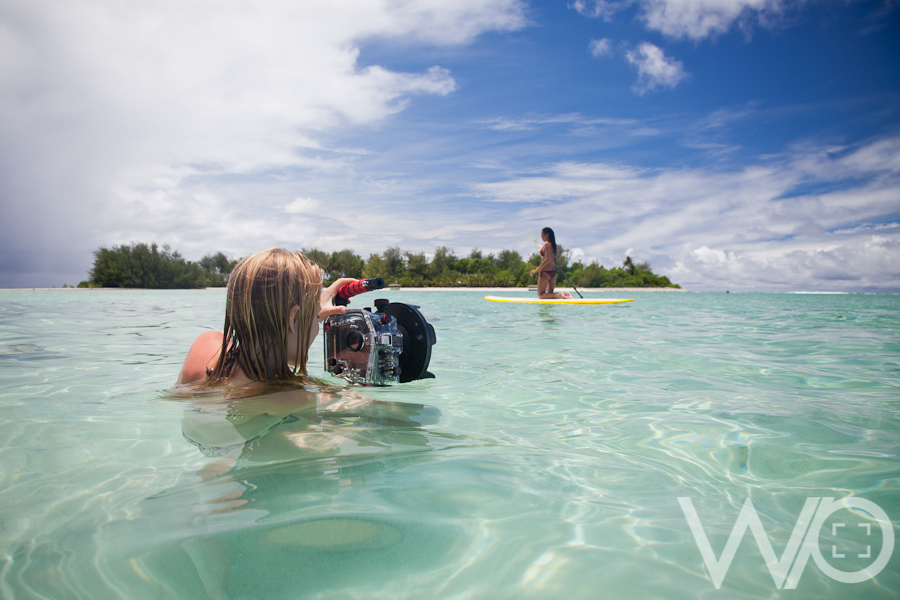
[323,278,436,386]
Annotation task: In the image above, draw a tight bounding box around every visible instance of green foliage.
[404,251,428,281]
[301,248,365,279]
[495,249,522,272]
[329,249,365,279]
[566,257,680,288]
[88,242,237,289]
[87,242,680,289]
[362,253,388,279]
[300,248,331,270]
[429,247,457,279]
[555,244,570,270]
[317,246,679,288]
[199,252,239,287]
[382,247,404,277]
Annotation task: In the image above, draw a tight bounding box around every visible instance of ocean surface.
[0,288,897,599]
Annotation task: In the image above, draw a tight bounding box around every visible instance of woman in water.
[530,227,574,299]
[175,248,434,496]
[177,247,352,386]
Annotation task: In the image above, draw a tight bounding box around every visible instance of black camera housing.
[324,299,435,386]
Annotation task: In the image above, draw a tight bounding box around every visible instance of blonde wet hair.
[208,248,323,381]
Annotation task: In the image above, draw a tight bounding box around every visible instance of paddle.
[556,266,583,298]
[526,230,583,298]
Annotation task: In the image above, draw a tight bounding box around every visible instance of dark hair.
[542,227,557,255]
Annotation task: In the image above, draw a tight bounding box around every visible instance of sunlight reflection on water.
[0,289,897,599]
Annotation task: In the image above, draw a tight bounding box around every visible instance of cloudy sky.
[1,0,898,291]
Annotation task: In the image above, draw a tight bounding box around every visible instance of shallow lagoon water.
[0,289,898,599]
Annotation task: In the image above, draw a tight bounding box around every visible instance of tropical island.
[80,242,681,289]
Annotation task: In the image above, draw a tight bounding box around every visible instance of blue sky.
[1,0,898,291]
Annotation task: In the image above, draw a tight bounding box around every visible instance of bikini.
[539,245,556,277]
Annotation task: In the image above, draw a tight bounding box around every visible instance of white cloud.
[0,0,527,286]
[572,0,631,21]
[626,43,688,94]
[640,0,787,40]
[0,2,474,174]
[0,0,892,295]
[472,162,646,202]
[469,134,900,292]
[573,0,792,40]
[479,113,637,131]
[670,235,900,291]
[589,38,614,57]
[285,197,321,214]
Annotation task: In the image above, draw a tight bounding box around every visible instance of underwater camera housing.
[323,279,436,386]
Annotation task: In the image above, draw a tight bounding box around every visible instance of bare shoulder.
[177,330,224,385]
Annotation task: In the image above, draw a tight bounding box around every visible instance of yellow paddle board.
[485,296,633,305]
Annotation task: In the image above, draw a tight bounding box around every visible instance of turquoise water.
[0,289,898,599]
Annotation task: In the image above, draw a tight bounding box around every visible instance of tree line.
[81,243,237,288]
[82,242,680,289]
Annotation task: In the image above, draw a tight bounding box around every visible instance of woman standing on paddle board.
[530,227,574,299]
